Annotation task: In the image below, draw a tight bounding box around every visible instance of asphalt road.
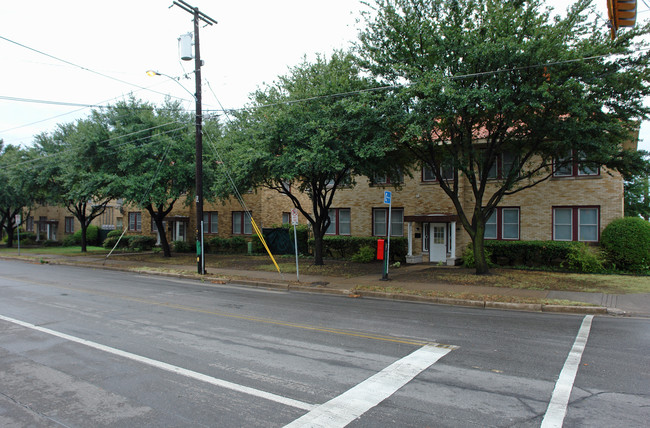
[0,259,648,427]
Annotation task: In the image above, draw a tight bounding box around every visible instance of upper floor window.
[326,208,351,235]
[422,162,454,182]
[372,169,404,186]
[554,150,599,177]
[553,206,599,242]
[486,151,518,180]
[372,207,404,237]
[484,207,520,240]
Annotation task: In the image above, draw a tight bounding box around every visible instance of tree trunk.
[154,216,171,257]
[472,235,490,274]
[80,223,88,252]
[5,224,15,248]
[313,232,324,266]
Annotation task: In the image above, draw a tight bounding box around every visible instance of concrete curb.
[1,255,612,316]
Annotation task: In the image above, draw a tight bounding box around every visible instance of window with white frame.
[203,211,219,234]
[232,211,252,235]
[484,207,520,240]
[372,208,404,237]
[326,208,351,235]
[128,212,142,232]
[553,207,599,242]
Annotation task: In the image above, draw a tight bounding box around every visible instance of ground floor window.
[485,207,520,240]
[232,211,252,235]
[372,208,404,236]
[326,208,351,235]
[553,206,599,242]
[282,212,291,225]
[65,216,74,234]
[26,216,34,232]
[203,211,218,233]
[128,212,142,232]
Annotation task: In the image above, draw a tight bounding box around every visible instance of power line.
[0,35,184,100]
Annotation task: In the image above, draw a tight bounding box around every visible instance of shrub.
[42,239,62,247]
[351,246,376,263]
[128,235,156,252]
[484,240,582,268]
[207,236,248,254]
[173,240,192,253]
[67,225,101,246]
[601,217,650,272]
[103,235,130,250]
[462,245,495,269]
[308,236,407,263]
[565,243,604,273]
[107,229,123,238]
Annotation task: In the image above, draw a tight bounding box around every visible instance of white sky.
[1,0,649,151]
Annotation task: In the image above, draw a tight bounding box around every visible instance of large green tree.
[0,142,38,247]
[358,0,650,273]
[34,118,119,252]
[213,52,400,265]
[100,97,198,257]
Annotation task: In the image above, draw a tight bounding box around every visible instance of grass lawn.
[2,248,649,295]
[0,246,108,255]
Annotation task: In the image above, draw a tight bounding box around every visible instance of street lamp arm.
[146,70,196,100]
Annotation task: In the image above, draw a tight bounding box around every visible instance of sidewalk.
[3,252,649,317]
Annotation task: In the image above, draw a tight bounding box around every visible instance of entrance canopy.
[404,213,458,223]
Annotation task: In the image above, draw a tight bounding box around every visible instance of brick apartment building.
[23,144,630,265]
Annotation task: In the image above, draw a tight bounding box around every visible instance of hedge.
[466,240,604,273]
[102,235,156,252]
[63,225,101,247]
[308,236,408,263]
[207,236,248,254]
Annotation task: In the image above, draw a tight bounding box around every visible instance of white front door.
[429,223,447,263]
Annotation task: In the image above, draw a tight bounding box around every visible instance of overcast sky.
[1,0,648,151]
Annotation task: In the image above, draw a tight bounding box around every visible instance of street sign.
[291,208,299,226]
[384,191,392,204]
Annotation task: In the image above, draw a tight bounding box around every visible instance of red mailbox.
[377,239,385,260]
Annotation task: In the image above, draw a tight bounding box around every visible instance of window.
[39,216,47,232]
[485,151,518,180]
[128,212,142,232]
[373,208,404,237]
[422,162,454,182]
[372,169,403,185]
[326,208,351,235]
[232,211,252,235]
[26,216,34,232]
[203,211,219,234]
[484,208,520,240]
[282,212,291,225]
[554,151,599,177]
[65,217,74,234]
[553,207,599,242]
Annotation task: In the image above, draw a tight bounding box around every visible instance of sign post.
[382,191,392,280]
[15,214,21,256]
[291,208,300,281]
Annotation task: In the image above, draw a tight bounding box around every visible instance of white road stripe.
[284,344,452,428]
[0,314,315,411]
[541,315,594,428]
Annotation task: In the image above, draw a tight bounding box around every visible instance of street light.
[146,68,205,275]
[145,70,195,99]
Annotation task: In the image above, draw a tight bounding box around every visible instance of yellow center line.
[1,274,442,347]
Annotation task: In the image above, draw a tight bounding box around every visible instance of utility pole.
[172,0,217,274]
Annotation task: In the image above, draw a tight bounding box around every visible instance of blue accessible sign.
[384,190,392,204]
